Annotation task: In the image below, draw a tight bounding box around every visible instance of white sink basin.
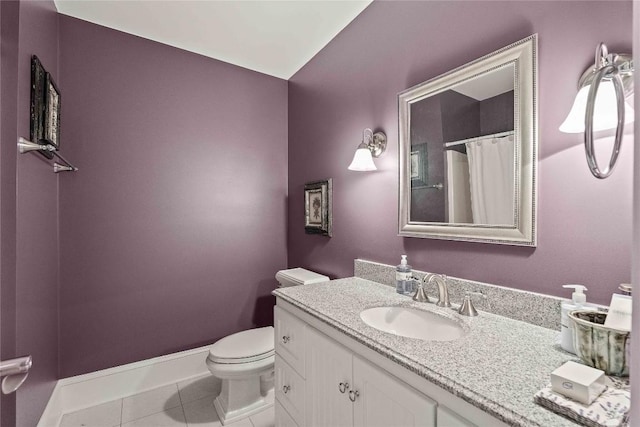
[360,306,466,341]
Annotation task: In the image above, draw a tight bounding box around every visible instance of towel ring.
[582,43,633,179]
[584,65,625,179]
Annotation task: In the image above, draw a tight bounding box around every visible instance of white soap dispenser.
[560,284,587,354]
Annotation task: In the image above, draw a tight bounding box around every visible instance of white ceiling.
[54,0,372,80]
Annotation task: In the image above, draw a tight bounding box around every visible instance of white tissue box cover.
[535,375,630,427]
[551,361,606,405]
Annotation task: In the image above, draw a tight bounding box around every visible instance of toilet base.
[212,373,274,425]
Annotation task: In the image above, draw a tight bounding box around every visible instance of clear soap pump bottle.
[396,255,413,295]
[560,284,587,354]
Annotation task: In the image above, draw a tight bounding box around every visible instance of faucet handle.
[458,291,486,317]
[412,282,430,303]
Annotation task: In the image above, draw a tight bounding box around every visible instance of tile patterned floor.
[59,375,274,427]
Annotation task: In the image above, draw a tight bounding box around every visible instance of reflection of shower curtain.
[446,151,473,223]
[465,135,514,225]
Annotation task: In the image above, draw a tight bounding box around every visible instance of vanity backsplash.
[354,259,562,330]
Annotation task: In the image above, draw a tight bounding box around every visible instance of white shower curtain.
[465,135,515,225]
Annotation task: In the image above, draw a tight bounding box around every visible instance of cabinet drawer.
[275,355,305,425]
[275,306,306,376]
[276,398,300,427]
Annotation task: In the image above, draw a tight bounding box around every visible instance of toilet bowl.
[206,268,329,425]
[206,327,275,425]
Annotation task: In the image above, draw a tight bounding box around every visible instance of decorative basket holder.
[568,310,630,377]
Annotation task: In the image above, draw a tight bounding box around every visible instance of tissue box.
[551,361,606,405]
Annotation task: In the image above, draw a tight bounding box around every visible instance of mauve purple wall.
[58,16,288,377]
[440,91,481,142]
[480,91,514,135]
[0,1,20,424]
[410,96,444,222]
[13,1,60,425]
[288,0,633,305]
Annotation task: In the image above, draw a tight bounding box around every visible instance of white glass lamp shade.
[559,81,634,133]
[348,145,377,171]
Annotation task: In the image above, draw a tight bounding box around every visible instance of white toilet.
[206,268,329,425]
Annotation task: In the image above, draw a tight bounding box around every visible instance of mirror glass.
[409,64,515,225]
[399,35,537,246]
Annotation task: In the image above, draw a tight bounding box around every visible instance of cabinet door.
[275,306,307,376]
[352,356,436,427]
[305,327,353,427]
[437,405,477,427]
[275,356,305,425]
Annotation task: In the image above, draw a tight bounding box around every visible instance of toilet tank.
[275,268,329,288]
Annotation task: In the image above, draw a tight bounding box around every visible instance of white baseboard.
[38,345,212,427]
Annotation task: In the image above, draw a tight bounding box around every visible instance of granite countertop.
[273,277,579,427]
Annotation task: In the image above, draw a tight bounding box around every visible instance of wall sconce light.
[559,43,634,179]
[348,128,387,171]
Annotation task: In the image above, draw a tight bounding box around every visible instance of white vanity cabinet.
[274,301,505,427]
[275,307,436,427]
[305,326,436,426]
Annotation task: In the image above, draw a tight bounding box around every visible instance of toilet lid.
[208,326,274,364]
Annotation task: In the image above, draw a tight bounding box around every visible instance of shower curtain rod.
[443,130,514,148]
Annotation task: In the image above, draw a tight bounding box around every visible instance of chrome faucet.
[425,273,451,307]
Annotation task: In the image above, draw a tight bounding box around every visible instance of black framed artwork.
[410,143,429,188]
[304,179,332,237]
[30,55,60,159]
[44,72,61,149]
[30,55,51,158]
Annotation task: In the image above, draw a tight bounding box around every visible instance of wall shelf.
[17,137,78,173]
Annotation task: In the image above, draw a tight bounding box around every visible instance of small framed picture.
[410,143,428,188]
[304,179,332,237]
[30,55,52,159]
[44,72,61,150]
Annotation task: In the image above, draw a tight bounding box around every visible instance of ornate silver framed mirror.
[398,34,537,246]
